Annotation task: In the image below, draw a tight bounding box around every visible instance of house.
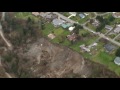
[79,14,85,19]
[114,25,120,33]
[61,23,72,29]
[84,13,89,16]
[68,26,75,32]
[104,43,116,52]
[39,12,51,18]
[105,25,113,31]
[112,12,120,18]
[48,33,55,39]
[114,57,120,65]
[67,33,77,41]
[32,12,40,16]
[92,19,100,27]
[52,18,65,27]
[69,12,77,16]
[80,44,90,52]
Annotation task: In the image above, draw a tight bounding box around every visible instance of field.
[14,12,39,21]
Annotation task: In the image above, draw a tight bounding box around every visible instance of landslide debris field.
[0,38,119,78]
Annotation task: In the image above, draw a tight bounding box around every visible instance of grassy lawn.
[42,23,55,36]
[15,12,39,21]
[70,15,89,24]
[86,22,96,31]
[61,12,70,17]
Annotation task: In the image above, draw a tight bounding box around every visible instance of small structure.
[52,18,65,27]
[67,33,77,41]
[80,44,90,52]
[32,12,40,16]
[114,25,120,33]
[79,14,85,19]
[114,57,120,65]
[68,26,75,32]
[92,19,100,27]
[105,25,113,31]
[104,43,116,52]
[69,12,77,16]
[48,33,55,39]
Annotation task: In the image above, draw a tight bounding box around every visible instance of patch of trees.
[115,48,120,57]
[2,12,42,46]
[73,23,83,34]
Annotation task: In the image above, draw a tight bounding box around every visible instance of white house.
[69,12,77,16]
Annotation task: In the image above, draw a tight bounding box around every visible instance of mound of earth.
[0,38,119,78]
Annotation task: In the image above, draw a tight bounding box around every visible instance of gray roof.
[114,57,120,65]
[52,19,65,26]
[104,44,116,52]
[105,25,113,30]
[114,26,120,33]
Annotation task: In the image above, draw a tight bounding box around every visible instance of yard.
[70,15,89,24]
[14,12,39,21]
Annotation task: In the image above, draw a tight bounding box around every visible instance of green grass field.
[15,12,39,21]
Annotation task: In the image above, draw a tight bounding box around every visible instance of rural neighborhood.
[0,12,120,78]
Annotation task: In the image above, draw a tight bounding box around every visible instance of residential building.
[32,12,40,16]
[112,12,120,18]
[92,19,100,27]
[61,23,72,29]
[79,14,85,19]
[52,18,65,27]
[104,43,116,52]
[69,12,77,16]
[105,25,113,31]
[68,26,75,32]
[114,57,120,65]
[114,25,120,33]
[80,44,90,52]
[67,33,77,41]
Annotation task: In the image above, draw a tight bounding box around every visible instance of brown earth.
[0,38,119,78]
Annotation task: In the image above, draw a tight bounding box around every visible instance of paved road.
[53,12,77,24]
[113,33,120,40]
[55,12,120,47]
[0,12,12,50]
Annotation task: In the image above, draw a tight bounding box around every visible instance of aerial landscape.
[0,12,120,78]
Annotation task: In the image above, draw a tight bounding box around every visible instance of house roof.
[104,44,116,52]
[61,23,72,28]
[67,33,76,41]
[79,14,85,18]
[52,19,65,26]
[114,25,120,33]
[105,25,113,30]
[114,57,120,65]
[69,26,75,31]
[32,12,40,16]
[69,12,77,16]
